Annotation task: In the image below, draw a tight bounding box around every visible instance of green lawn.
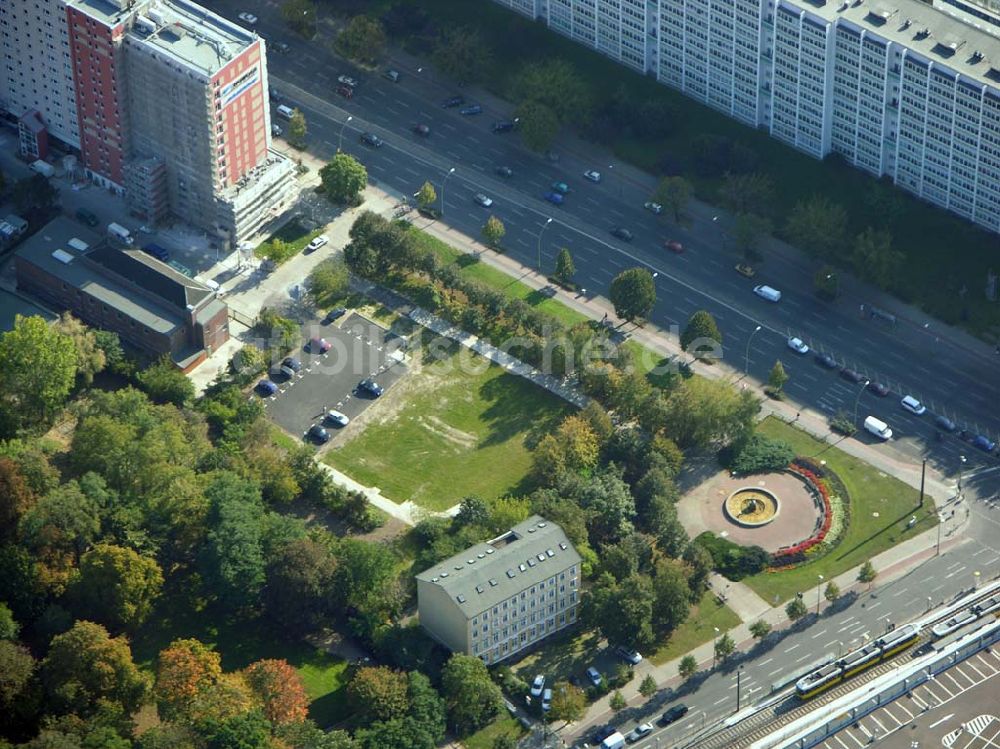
[131,591,350,727]
[392,0,1000,342]
[648,590,741,666]
[740,417,939,602]
[325,340,572,510]
[462,715,528,749]
[254,217,324,265]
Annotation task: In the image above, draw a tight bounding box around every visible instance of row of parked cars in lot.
[783,336,997,451]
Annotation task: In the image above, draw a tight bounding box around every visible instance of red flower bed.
[770,465,833,566]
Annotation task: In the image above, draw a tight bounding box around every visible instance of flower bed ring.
[724,487,780,527]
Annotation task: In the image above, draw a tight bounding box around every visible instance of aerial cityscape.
[0,0,998,748]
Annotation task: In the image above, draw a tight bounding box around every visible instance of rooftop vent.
[538,522,547,527]
[916,27,931,39]
[527,558,537,567]
[971,50,984,63]
[440,572,449,578]
[489,579,498,587]
[67,238,88,251]
[519,563,527,572]
[52,249,74,264]
[537,554,546,562]
[432,577,439,582]
[506,570,516,578]
[457,594,466,603]
[454,565,463,571]
[476,584,485,593]
[559,542,568,550]
[546,549,555,557]
[486,548,495,554]
[901,18,911,29]
[477,553,486,559]
[527,528,536,533]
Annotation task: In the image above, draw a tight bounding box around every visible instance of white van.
[601,732,626,749]
[753,285,782,302]
[864,415,893,441]
[275,104,294,120]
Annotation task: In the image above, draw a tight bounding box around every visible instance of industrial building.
[14,216,229,369]
[416,516,581,665]
[0,0,295,246]
[488,0,1000,235]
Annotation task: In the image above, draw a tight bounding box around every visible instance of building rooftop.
[15,216,215,334]
[416,516,581,618]
[67,0,143,28]
[787,0,1000,88]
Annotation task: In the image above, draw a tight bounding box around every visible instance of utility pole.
[919,459,926,508]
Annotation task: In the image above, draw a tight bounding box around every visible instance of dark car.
[543,191,564,206]
[256,379,278,396]
[323,307,347,324]
[358,378,384,397]
[412,123,431,136]
[307,424,330,444]
[495,166,513,178]
[441,95,465,108]
[280,357,302,378]
[973,434,997,452]
[658,704,689,727]
[272,41,291,55]
[76,208,100,227]
[610,227,634,242]
[336,84,353,99]
[935,415,958,432]
[868,381,890,397]
[589,725,617,745]
[493,120,516,133]
[459,104,483,116]
[839,367,866,384]
[360,132,383,148]
[815,352,838,369]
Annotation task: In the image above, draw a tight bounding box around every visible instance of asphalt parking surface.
[819,646,1000,749]
[258,313,407,442]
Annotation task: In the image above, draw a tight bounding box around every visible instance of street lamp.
[745,325,762,375]
[536,217,553,272]
[713,626,721,667]
[337,115,353,152]
[958,454,967,494]
[975,570,981,590]
[853,379,871,427]
[440,167,456,217]
[817,574,824,615]
[826,273,839,299]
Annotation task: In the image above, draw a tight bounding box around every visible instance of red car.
[336,84,353,99]
[307,337,331,354]
[665,239,684,253]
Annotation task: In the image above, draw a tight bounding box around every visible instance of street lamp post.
[337,115,353,152]
[826,273,839,299]
[975,570,981,590]
[440,167,456,218]
[817,574,824,615]
[936,512,945,555]
[745,325,762,375]
[536,217,553,272]
[713,626,721,667]
[958,455,967,494]
[853,379,871,427]
[736,665,745,712]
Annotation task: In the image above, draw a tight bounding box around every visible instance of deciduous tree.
[824,581,841,603]
[652,559,691,637]
[263,538,336,635]
[609,690,627,713]
[0,639,35,709]
[554,248,575,285]
[280,0,316,37]
[54,313,106,386]
[785,596,808,621]
[432,27,492,86]
[714,632,735,663]
[609,268,656,322]
[288,109,308,149]
[415,181,437,209]
[0,458,34,542]
[638,674,658,699]
[41,621,149,718]
[514,100,559,152]
[678,654,698,680]
[137,357,194,407]
[785,196,847,259]
[749,619,772,640]
[548,681,585,723]
[440,654,503,735]
[243,659,309,725]
[733,212,772,260]
[335,16,386,65]
[768,360,788,394]
[0,315,78,435]
[653,176,693,223]
[680,310,723,361]
[851,227,901,289]
[719,172,774,216]
[347,666,410,724]
[858,561,877,590]
[306,257,351,309]
[71,544,163,631]
[510,59,591,124]
[154,638,223,721]
[320,153,368,204]
[481,215,506,249]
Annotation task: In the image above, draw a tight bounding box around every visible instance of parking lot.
[258,313,408,443]
[817,646,1000,749]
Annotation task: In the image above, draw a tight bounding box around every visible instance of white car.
[530,674,545,698]
[583,169,602,183]
[900,395,927,415]
[325,410,350,427]
[337,74,359,88]
[644,201,664,214]
[306,235,329,252]
[237,12,257,24]
[626,724,653,743]
[473,193,494,208]
[787,337,810,354]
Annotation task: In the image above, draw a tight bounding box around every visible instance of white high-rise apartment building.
[488,0,1000,233]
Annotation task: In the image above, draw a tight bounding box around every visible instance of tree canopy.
[609,268,656,322]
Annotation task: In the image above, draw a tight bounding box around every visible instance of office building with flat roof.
[416,516,581,665]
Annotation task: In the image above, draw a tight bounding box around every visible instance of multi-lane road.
[214,4,1000,484]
